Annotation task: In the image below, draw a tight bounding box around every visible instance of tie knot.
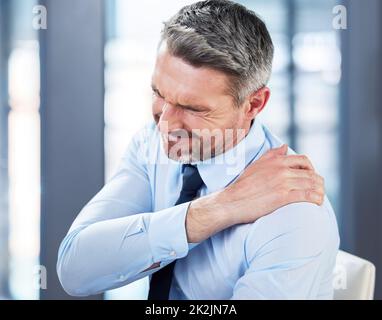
[181,164,204,193]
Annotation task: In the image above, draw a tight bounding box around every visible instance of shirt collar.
[195,119,266,193]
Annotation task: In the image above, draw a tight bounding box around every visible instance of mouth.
[168,136,192,142]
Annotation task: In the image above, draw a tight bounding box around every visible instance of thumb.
[264,144,288,158]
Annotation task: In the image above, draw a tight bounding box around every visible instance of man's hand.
[185,145,325,243]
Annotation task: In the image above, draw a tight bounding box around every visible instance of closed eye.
[151,85,209,113]
[152,88,164,99]
[176,104,203,113]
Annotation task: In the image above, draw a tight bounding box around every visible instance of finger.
[282,154,314,171]
[284,177,323,193]
[287,168,324,185]
[274,144,288,155]
[287,189,324,206]
[262,144,288,159]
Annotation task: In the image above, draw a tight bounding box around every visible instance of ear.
[245,87,271,120]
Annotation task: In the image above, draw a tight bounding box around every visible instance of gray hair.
[159,0,274,106]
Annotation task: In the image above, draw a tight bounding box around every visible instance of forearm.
[57,203,191,296]
[57,214,155,296]
[186,190,238,243]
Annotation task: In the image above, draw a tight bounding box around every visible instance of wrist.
[185,191,236,243]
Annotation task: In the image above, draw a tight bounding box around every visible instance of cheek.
[186,115,218,134]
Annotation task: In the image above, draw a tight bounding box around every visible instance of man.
[57,0,339,299]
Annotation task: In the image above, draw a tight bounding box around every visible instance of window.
[0,0,41,300]
[241,0,340,211]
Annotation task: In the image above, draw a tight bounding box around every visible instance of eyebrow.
[151,84,209,112]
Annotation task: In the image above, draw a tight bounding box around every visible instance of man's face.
[151,44,254,163]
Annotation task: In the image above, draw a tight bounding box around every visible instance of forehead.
[152,45,233,108]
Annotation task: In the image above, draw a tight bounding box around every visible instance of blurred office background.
[0,0,381,299]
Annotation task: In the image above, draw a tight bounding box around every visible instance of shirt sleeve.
[231,202,339,300]
[57,129,191,297]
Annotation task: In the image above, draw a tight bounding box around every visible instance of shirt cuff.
[147,202,191,264]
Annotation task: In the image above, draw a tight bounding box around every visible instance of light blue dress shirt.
[57,119,340,299]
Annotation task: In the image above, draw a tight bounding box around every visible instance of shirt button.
[170,250,176,257]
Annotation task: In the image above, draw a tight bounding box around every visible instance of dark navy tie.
[148,164,204,300]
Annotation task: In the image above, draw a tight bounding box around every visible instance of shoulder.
[127,120,158,150]
[122,120,160,162]
[113,121,160,177]
[245,200,340,262]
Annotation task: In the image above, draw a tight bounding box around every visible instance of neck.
[226,119,253,152]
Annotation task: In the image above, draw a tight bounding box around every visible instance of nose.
[158,102,183,134]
